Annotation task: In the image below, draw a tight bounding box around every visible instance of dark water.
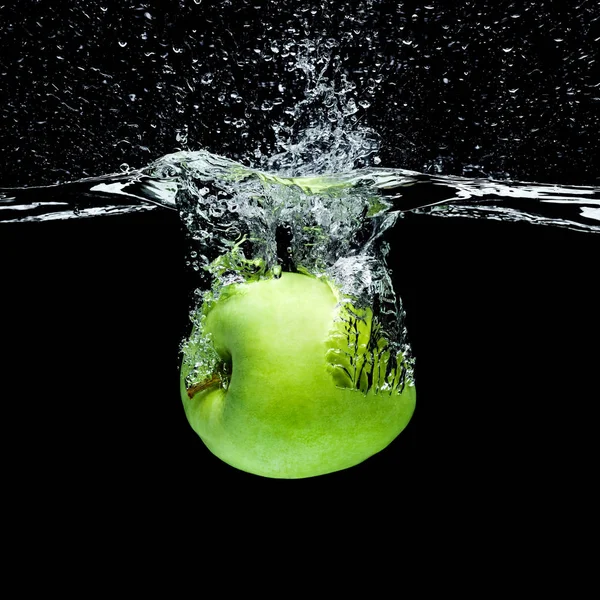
[1,2,598,521]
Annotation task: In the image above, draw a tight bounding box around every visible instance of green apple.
[180,271,415,478]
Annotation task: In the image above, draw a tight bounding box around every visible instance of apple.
[180,271,416,478]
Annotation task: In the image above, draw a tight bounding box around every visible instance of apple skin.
[180,271,415,478]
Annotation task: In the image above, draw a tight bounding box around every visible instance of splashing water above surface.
[259,37,381,175]
[2,1,597,226]
[2,1,597,187]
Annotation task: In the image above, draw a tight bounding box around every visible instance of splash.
[161,148,414,391]
[261,38,381,175]
[140,33,414,390]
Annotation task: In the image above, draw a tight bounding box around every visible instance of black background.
[1,1,599,523]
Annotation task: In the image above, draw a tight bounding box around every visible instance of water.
[2,152,599,232]
[3,150,598,392]
[3,148,598,439]
[2,1,597,236]
[1,2,598,488]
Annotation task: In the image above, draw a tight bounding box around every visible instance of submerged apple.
[180,271,415,478]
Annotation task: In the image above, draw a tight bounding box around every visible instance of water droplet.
[119,163,130,172]
[342,99,359,116]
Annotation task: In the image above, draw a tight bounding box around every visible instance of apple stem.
[186,373,222,398]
